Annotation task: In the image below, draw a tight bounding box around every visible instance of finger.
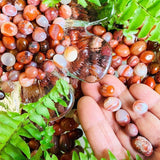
[81,81,101,102]
[101,75,160,146]
[81,78,141,158]
[149,147,160,160]
[77,96,127,160]
[101,107,144,159]
[129,83,160,119]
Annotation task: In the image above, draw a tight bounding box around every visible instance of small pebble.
[133,63,147,78]
[132,100,148,115]
[117,64,133,78]
[64,46,78,62]
[131,136,153,157]
[99,84,115,97]
[125,123,138,137]
[53,54,67,68]
[115,109,130,126]
[1,53,16,66]
[104,97,121,112]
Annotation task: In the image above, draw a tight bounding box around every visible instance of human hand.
[77,75,160,160]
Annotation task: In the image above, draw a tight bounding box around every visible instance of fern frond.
[94,0,160,43]
[0,112,31,160]
[0,79,71,160]
[116,0,160,42]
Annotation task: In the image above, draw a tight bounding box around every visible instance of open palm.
[77,75,160,160]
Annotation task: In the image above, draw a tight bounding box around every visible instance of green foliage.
[74,136,144,160]
[78,0,101,7]
[0,79,70,160]
[42,0,60,7]
[94,0,160,43]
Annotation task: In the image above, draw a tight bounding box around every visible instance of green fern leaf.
[35,103,50,119]
[138,16,155,38]
[128,7,147,30]
[17,128,33,138]
[10,134,30,159]
[0,152,14,160]
[118,1,138,22]
[23,123,42,140]
[147,0,160,17]
[3,143,26,160]
[94,0,160,42]
[29,111,46,128]
[79,152,88,160]
[116,0,130,13]
[49,88,60,103]
[148,22,160,41]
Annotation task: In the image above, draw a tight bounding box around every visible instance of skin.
[77,75,160,160]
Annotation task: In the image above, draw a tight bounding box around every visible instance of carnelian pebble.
[25,66,38,78]
[60,118,78,131]
[107,66,115,75]
[2,4,17,17]
[46,49,55,59]
[28,41,40,53]
[104,97,122,112]
[14,0,26,11]
[16,51,33,64]
[113,30,123,42]
[0,13,9,27]
[102,32,112,42]
[44,7,58,22]
[19,72,34,87]
[154,84,160,94]
[43,60,55,73]
[118,76,127,84]
[0,67,3,76]
[123,34,136,46]
[23,5,38,21]
[139,50,155,63]
[36,68,46,80]
[127,55,139,67]
[115,44,130,57]
[53,123,64,136]
[0,41,6,53]
[92,25,106,36]
[0,0,7,9]
[117,64,133,78]
[2,36,16,50]
[14,62,24,71]
[111,55,122,69]
[59,4,72,19]
[32,27,47,42]
[148,62,160,75]
[142,76,155,89]
[49,24,64,40]
[99,84,115,97]
[1,22,18,36]
[39,1,49,12]
[27,0,40,6]
[109,39,118,48]
[16,38,28,51]
[127,75,141,88]
[35,52,45,63]
[130,41,147,56]
[18,20,34,35]
[13,13,24,25]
